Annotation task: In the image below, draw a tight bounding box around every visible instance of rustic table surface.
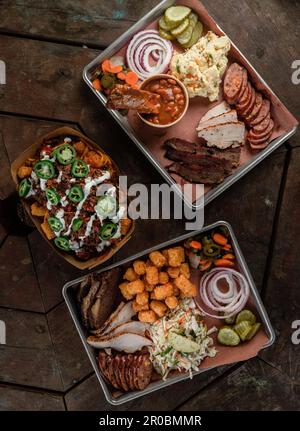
[0,0,299,411]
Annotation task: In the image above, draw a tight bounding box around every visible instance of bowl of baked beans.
[139,74,189,128]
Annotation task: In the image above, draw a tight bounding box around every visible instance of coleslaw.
[148,299,217,379]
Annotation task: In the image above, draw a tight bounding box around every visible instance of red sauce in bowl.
[142,78,187,125]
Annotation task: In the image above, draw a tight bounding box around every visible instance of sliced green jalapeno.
[69,186,84,203]
[54,144,76,165]
[45,188,60,205]
[34,160,55,180]
[71,160,89,178]
[18,178,31,197]
[54,236,70,251]
[99,222,118,240]
[72,218,83,232]
[203,243,221,258]
[48,216,63,232]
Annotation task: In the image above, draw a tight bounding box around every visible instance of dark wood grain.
[0,385,65,411]
[0,308,63,390]
[259,148,300,375]
[0,236,44,312]
[0,0,159,47]
[177,358,300,411]
[65,365,231,411]
[47,303,93,390]
[0,36,98,121]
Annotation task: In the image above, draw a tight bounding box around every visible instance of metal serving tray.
[63,221,275,406]
[83,0,297,210]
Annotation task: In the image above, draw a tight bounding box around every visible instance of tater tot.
[74,141,86,155]
[126,279,145,295]
[167,267,180,279]
[180,263,190,279]
[31,203,47,217]
[136,291,149,306]
[18,165,33,178]
[41,219,56,240]
[144,280,154,292]
[173,286,180,296]
[150,300,167,317]
[119,282,134,300]
[154,283,173,300]
[158,271,169,285]
[162,249,169,263]
[150,291,156,300]
[123,267,138,282]
[133,300,149,313]
[120,218,132,235]
[165,296,179,309]
[174,274,197,297]
[138,310,158,323]
[145,266,159,285]
[167,246,185,267]
[149,251,166,268]
[133,260,146,276]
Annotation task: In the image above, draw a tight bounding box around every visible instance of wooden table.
[0,0,299,411]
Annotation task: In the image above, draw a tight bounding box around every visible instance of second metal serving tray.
[83,0,298,210]
[63,221,275,406]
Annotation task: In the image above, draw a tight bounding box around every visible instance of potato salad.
[170,31,231,101]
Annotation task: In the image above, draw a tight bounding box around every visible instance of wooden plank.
[0,307,63,390]
[64,365,231,411]
[177,358,300,411]
[259,147,300,375]
[47,303,93,390]
[0,115,78,200]
[0,235,44,312]
[0,0,159,47]
[0,385,65,411]
[28,230,82,312]
[0,36,99,121]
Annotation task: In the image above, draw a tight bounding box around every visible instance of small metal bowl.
[138,74,189,128]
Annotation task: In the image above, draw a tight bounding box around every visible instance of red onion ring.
[126,30,173,80]
[198,268,250,319]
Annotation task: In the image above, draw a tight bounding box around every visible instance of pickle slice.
[171,18,190,37]
[159,28,175,41]
[165,6,191,26]
[182,21,203,49]
[236,310,256,325]
[245,323,261,341]
[234,321,253,341]
[224,315,236,325]
[217,327,240,346]
[177,13,198,45]
[159,16,178,31]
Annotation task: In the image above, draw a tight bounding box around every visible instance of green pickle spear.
[217,327,240,346]
[236,309,256,325]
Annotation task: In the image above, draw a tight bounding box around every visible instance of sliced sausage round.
[223,63,246,104]
[251,113,271,133]
[251,119,274,140]
[236,69,248,101]
[238,85,256,117]
[237,81,251,107]
[248,99,270,127]
[136,355,153,391]
[245,92,263,124]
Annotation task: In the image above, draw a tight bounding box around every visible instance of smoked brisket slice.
[168,162,226,185]
[106,84,160,114]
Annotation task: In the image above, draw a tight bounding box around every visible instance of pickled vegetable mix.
[185,228,236,272]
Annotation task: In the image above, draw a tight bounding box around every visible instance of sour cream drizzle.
[63,171,111,237]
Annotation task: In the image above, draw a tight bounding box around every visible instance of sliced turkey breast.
[200,101,231,124]
[100,301,136,336]
[197,110,238,131]
[87,332,152,353]
[198,121,246,149]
